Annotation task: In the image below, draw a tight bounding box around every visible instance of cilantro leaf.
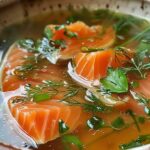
[100,68,128,93]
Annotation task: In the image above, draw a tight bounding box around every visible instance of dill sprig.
[13,54,43,79]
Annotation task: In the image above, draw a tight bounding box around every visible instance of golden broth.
[0,8,150,150]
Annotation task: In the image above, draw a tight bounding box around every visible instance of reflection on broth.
[0,8,150,150]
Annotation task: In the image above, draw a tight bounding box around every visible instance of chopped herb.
[33,93,50,102]
[14,64,37,79]
[63,87,79,100]
[59,119,69,134]
[126,110,140,132]
[24,81,59,102]
[130,81,139,88]
[82,103,109,112]
[86,92,100,103]
[120,134,150,150]
[55,24,66,30]
[136,38,150,60]
[23,80,84,104]
[111,117,125,130]
[81,46,104,52]
[62,98,109,113]
[100,68,128,93]
[64,29,78,38]
[137,116,145,124]
[114,15,141,34]
[130,91,150,105]
[87,116,105,130]
[18,39,35,52]
[42,80,64,87]
[62,134,83,150]
[54,40,66,49]
[44,26,53,40]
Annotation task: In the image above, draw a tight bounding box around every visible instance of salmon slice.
[48,21,116,59]
[2,45,83,144]
[74,49,115,81]
[8,97,82,144]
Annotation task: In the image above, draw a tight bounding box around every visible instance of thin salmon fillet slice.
[8,98,82,144]
[73,49,115,81]
[48,21,116,59]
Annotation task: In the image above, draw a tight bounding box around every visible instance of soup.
[0,8,150,150]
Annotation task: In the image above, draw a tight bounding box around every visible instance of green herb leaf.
[44,26,53,40]
[33,93,50,102]
[111,117,125,130]
[126,109,140,132]
[63,87,79,100]
[59,119,69,134]
[55,24,66,30]
[130,91,149,105]
[81,47,104,52]
[14,64,37,79]
[114,16,141,34]
[136,39,150,60]
[137,116,145,124]
[100,68,128,93]
[120,134,150,150]
[18,39,35,52]
[62,135,83,150]
[130,81,139,88]
[54,40,66,49]
[87,116,105,130]
[64,30,78,38]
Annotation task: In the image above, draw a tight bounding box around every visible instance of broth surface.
[0,8,150,150]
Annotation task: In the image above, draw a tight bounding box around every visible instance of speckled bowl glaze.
[0,0,150,150]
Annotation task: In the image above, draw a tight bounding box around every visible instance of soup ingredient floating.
[8,97,81,144]
[1,16,150,150]
[18,21,116,64]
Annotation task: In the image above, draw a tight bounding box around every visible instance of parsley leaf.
[100,68,128,93]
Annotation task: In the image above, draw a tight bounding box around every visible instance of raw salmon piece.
[48,21,116,59]
[8,98,82,144]
[74,49,115,81]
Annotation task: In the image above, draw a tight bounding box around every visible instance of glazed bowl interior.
[0,0,150,150]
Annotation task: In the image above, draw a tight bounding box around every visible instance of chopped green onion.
[59,119,69,134]
[62,134,83,150]
[87,116,105,130]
